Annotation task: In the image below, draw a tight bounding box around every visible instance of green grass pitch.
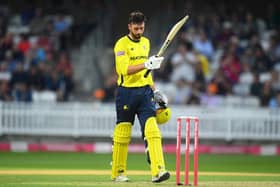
[0,152,280,187]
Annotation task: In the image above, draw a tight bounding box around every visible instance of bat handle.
[144,70,151,78]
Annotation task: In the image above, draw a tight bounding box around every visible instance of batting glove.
[144,55,164,70]
[154,89,168,107]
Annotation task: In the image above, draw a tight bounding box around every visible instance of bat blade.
[157,15,189,56]
[144,15,189,78]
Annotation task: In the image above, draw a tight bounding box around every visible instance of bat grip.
[144,54,160,78]
[144,70,151,78]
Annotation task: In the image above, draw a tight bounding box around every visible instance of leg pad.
[144,117,166,176]
[111,122,132,179]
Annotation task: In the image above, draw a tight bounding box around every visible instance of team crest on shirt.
[123,105,128,110]
[143,45,146,50]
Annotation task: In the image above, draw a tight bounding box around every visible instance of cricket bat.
[144,15,189,78]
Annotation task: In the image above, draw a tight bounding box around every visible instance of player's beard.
[131,32,142,40]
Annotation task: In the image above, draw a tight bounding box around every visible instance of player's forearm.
[127,63,145,75]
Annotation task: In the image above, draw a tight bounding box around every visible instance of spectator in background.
[171,78,191,104]
[259,80,274,106]
[271,70,280,91]
[17,34,30,55]
[266,3,280,29]
[267,33,280,63]
[28,65,45,91]
[238,63,254,85]
[20,5,35,25]
[10,64,31,102]
[10,63,29,88]
[12,44,25,63]
[44,50,56,67]
[6,50,19,72]
[56,53,73,76]
[62,68,74,101]
[211,70,231,95]
[51,53,74,101]
[194,50,209,79]
[193,59,206,93]
[252,44,274,73]
[269,91,280,108]
[28,42,47,66]
[53,15,71,51]
[0,32,13,61]
[0,80,12,101]
[36,47,46,62]
[170,41,197,84]
[240,48,255,67]
[200,82,223,107]
[29,8,46,35]
[250,72,263,97]
[45,69,62,92]
[228,35,243,57]
[215,21,234,49]
[193,29,214,60]
[96,72,117,102]
[186,89,200,105]
[240,12,257,40]
[0,62,11,79]
[26,43,40,66]
[53,15,70,33]
[0,49,12,101]
[219,46,242,85]
[37,33,53,52]
[13,83,32,102]
[0,16,8,38]
[41,20,59,51]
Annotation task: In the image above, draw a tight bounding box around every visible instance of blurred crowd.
[1,0,279,108]
[0,5,74,102]
[99,1,280,108]
[0,0,106,102]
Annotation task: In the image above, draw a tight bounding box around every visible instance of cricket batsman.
[111,11,170,183]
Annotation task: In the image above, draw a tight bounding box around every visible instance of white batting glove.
[154,89,168,107]
[144,55,164,70]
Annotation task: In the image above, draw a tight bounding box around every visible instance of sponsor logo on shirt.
[130,56,148,60]
[117,51,125,56]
